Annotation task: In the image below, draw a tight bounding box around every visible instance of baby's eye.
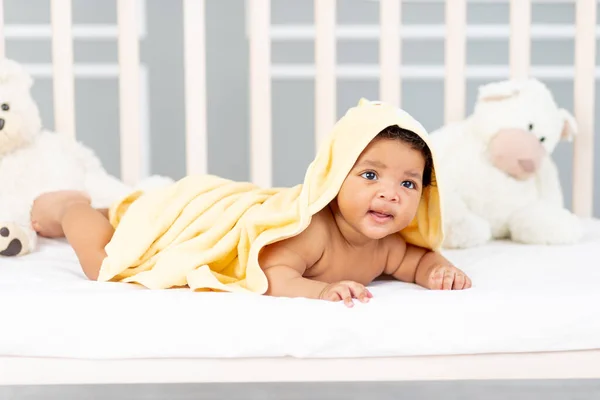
[1,103,9,111]
[401,181,416,189]
[361,171,378,180]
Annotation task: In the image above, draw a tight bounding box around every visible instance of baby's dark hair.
[375,125,434,187]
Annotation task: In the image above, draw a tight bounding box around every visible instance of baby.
[30,125,471,307]
[258,125,471,306]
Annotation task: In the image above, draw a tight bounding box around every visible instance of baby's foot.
[31,191,91,238]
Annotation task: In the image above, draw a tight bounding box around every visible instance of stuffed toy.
[0,58,171,257]
[429,78,582,248]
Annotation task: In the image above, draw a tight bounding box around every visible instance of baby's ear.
[559,108,577,142]
[477,80,523,103]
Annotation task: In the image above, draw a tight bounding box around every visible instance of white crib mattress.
[1,219,600,360]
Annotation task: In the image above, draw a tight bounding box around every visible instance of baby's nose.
[378,189,399,201]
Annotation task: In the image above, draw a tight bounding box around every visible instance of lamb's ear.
[477,80,523,103]
[558,108,577,142]
[357,98,388,107]
[0,58,33,90]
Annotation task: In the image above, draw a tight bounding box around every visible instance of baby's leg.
[31,191,113,280]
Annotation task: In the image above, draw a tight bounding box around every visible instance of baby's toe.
[35,221,65,238]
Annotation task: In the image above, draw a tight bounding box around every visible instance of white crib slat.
[314,0,336,151]
[249,0,272,187]
[183,0,207,176]
[0,0,5,58]
[444,0,466,123]
[50,0,76,138]
[117,0,142,185]
[379,0,401,107]
[509,0,531,80]
[573,0,596,218]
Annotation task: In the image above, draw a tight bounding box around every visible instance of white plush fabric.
[429,79,582,249]
[0,58,170,256]
[0,131,135,254]
[1,219,599,360]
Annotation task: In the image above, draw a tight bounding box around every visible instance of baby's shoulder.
[262,208,331,261]
[381,233,409,275]
[286,207,332,248]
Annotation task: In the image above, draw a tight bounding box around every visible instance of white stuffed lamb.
[429,78,582,248]
[0,58,140,256]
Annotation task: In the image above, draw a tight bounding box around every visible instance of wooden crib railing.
[0,0,596,217]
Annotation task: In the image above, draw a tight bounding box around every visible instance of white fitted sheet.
[1,219,600,360]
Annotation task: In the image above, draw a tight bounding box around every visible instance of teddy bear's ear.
[558,108,577,142]
[357,98,388,107]
[0,58,33,90]
[477,80,523,103]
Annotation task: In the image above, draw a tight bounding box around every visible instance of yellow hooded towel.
[97,100,444,293]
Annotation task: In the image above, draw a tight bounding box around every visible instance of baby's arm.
[259,216,329,299]
[384,237,471,290]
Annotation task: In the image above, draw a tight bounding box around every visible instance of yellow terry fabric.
[97,100,445,293]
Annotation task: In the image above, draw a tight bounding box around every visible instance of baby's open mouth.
[368,210,393,220]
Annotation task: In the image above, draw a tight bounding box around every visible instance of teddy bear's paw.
[0,222,31,256]
[442,213,493,249]
[509,204,584,245]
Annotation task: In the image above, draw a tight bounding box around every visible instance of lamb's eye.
[1,103,9,111]
[540,136,546,143]
[528,123,534,131]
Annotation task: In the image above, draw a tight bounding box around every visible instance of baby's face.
[335,138,426,240]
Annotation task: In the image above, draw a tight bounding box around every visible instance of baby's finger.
[452,273,465,290]
[348,283,369,303]
[322,291,340,302]
[464,276,472,289]
[428,268,443,290]
[442,269,455,290]
[336,286,354,307]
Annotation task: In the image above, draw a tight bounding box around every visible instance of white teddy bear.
[0,58,148,256]
[429,78,582,248]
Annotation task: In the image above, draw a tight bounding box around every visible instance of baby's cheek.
[395,212,414,229]
[404,199,421,221]
[340,192,368,215]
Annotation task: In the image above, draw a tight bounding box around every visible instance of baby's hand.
[319,280,373,307]
[417,263,472,290]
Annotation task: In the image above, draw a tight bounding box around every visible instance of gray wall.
[3,0,599,216]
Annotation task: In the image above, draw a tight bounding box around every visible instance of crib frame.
[0,0,599,389]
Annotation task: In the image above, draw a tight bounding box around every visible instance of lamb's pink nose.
[518,159,535,173]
